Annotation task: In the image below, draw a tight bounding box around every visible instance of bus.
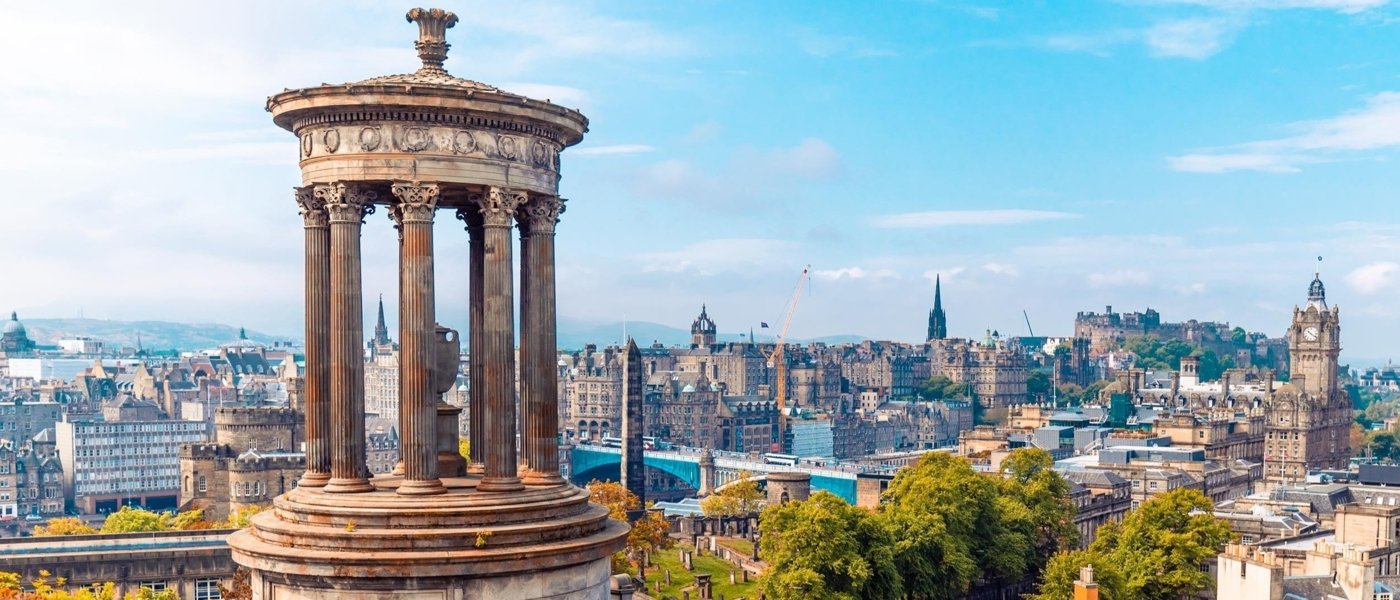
[763,453,800,466]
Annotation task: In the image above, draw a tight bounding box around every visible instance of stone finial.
[406,7,458,75]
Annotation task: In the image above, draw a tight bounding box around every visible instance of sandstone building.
[180,405,305,522]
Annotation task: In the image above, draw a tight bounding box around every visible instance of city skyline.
[3,1,1400,358]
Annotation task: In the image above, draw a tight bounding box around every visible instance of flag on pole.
[761,322,770,328]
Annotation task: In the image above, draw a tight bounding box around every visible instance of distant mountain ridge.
[19,318,289,352]
[15,317,868,353]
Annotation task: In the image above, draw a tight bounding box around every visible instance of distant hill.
[19,318,290,352]
[15,316,868,354]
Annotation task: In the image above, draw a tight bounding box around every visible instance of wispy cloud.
[870,209,1078,228]
[983,262,1020,277]
[1135,0,1389,14]
[813,267,900,281]
[1170,91,1400,172]
[1347,261,1400,293]
[1143,18,1234,59]
[573,144,656,157]
[1087,270,1152,287]
[631,138,843,209]
[636,239,800,276]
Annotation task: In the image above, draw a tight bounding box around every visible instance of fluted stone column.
[320,182,376,494]
[517,195,566,486]
[391,182,447,495]
[473,187,527,492]
[295,187,331,488]
[455,207,486,475]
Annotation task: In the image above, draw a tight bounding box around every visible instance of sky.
[2,0,1400,361]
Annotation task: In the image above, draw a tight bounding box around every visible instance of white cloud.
[632,138,843,208]
[871,209,1078,228]
[636,239,800,276]
[1170,92,1400,172]
[1346,262,1400,294]
[497,82,592,109]
[922,268,967,282]
[683,121,723,144]
[573,144,656,157]
[983,263,1020,277]
[1087,270,1152,287]
[1139,0,1388,14]
[1144,18,1234,59]
[813,267,900,281]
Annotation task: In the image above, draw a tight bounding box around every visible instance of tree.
[32,518,97,537]
[170,509,213,531]
[1028,551,1128,600]
[226,505,268,529]
[1089,488,1232,600]
[879,452,1028,597]
[998,448,1078,572]
[1231,327,1247,347]
[585,480,672,574]
[1027,371,1052,403]
[100,506,168,534]
[0,571,178,600]
[701,471,764,516]
[919,376,955,400]
[759,492,902,600]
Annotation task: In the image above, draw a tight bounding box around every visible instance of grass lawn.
[717,537,755,558]
[642,545,760,599]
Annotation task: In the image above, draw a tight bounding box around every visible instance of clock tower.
[1287,273,1340,399]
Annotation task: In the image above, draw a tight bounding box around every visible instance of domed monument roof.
[3,312,25,336]
[265,7,588,198]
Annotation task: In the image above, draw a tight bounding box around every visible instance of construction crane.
[767,265,810,453]
[1023,310,1035,337]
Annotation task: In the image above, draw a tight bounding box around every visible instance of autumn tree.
[759,492,901,600]
[31,518,97,537]
[585,480,671,574]
[700,471,764,517]
[225,505,268,529]
[100,506,168,534]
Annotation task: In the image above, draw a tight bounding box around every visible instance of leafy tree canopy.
[759,492,902,600]
[31,518,97,537]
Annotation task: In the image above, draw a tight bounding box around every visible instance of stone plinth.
[229,476,626,598]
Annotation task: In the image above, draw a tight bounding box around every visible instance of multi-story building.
[931,332,1029,408]
[0,312,36,357]
[645,370,720,449]
[716,395,778,453]
[367,418,400,476]
[364,297,401,422]
[1062,470,1131,549]
[0,439,17,518]
[180,405,305,522]
[16,431,63,518]
[57,414,209,514]
[562,344,623,442]
[0,394,62,444]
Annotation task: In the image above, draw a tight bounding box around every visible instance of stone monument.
[228,7,628,598]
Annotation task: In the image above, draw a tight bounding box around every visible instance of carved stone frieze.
[300,124,561,171]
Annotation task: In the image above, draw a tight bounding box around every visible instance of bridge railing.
[573,442,907,478]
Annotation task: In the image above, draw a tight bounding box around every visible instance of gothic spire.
[928,274,947,341]
[374,294,390,345]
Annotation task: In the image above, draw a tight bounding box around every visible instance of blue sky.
[2,0,1399,360]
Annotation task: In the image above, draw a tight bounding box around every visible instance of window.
[138,581,167,592]
[198,476,207,493]
[195,579,222,600]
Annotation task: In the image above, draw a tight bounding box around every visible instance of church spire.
[928,274,947,341]
[373,294,390,346]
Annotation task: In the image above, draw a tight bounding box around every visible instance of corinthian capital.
[390,181,440,224]
[515,196,565,235]
[472,187,528,228]
[295,186,327,228]
[318,182,378,224]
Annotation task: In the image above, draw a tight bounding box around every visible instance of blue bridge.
[569,444,865,504]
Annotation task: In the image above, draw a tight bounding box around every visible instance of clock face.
[1303,327,1319,341]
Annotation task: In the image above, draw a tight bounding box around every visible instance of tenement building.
[227,10,626,598]
[930,331,1029,408]
[57,413,208,514]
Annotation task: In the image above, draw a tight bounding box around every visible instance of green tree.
[170,509,212,531]
[919,376,954,400]
[998,448,1079,571]
[1366,430,1400,463]
[700,471,764,516]
[759,492,902,600]
[100,506,168,534]
[1231,327,1247,347]
[879,452,1028,596]
[586,480,673,574]
[1028,551,1128,600]
[1090,488,1233,600]
[1027,371,1052,402]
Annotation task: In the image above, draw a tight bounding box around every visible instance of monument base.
[229,476,628,600]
